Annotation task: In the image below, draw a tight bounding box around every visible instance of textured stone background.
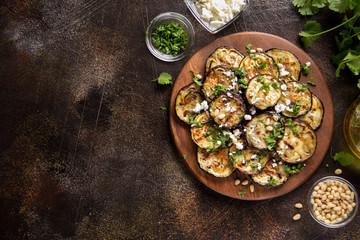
[0,1,359,239]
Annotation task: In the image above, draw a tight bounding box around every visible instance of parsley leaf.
[285,164,304,175]
[335,51,360,77]
[212,84,227,97]
[190,70,203,86]
[238,189,246,197]
[328,0,351,13]
[332,151,355,166]
[297,83,308,91]
[307,77,316,86]
[183,155,187,159]
[301,64,310,76]
[152,72,172,85]
[258,61,267,69]
[246,44,252,53]
[292,0,326,16]
[160,106,167,110]
[299,21,323,47]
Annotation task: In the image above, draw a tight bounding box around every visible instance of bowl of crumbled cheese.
[184,0,249,34]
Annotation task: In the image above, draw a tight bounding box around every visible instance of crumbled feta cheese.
[227,92,233,98]
[230,107,236,112]
[257,163,262,170]
[235,141,244,150]
[194,0,247,30]
[285,106,293,112]
[280,68,290,77]
[217,140,222,145]
[285,99,291,105]
[251,154,257,159]
[233,129,241,137]
[306,61,311,67]
[249,92,254,97]
[277,150,284,155]
[193,100,209,113]
[280,84,287,91]
[272,163,278,168]
[274,103,286,113]
[249,107,256,115]
[244,114,252,121]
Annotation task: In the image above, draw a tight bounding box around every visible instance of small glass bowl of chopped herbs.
[307,176,358,228]
[145,12,195,62]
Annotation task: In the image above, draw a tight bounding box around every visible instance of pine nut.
[293,214,301,221]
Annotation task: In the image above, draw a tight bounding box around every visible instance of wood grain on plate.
[169,32,334,200]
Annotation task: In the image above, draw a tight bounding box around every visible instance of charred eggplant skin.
[209,92,246,128]
[175,83,205,124]
[205,46,245,73]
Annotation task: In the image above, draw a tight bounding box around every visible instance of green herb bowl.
[145,12,195,62]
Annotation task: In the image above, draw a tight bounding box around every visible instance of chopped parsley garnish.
[258,81,271,95]
[152,72,172,85]
[246,44,253,53]
[230,155,238,164]
[297,83,308,92]
[190,70,202,86]
[279,58,283,64]
[301,63,310,76]
[263,137,277,150]
[256,76,264,82]
[238,189,246,197]
[258,61,267,69]
[268,178,279,185]
[235,68,248,89]
[188,115,204,128]
[288,101,301,115]
[254,66,259,71]
[206,129,230,150]
[249,54,259,60]
[183,154,187,159]
[152,21,189,56]
[272,82,280,89]
[285,164,304,175]
[251,163,259,168]
[263,123,284,150]
[307,77,316,86]
[160,106,167,110]
[331,151,355,167]
[212,84,227,96]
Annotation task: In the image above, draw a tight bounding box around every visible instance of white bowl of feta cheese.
[184,0,249,34]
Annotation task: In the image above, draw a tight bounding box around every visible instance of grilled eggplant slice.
[197,146,235,177]
[190,112,217,149]
[245,112,283,150]
[239,52,279,83]
[205,46,245,73]
[299,94,324,130]
[175,83,206,124]
[275,119,317,163]
[245,74,282,110]
[202,65,238,101]
[275,81,312,117]
[251,160,289,187]
[229,145,269,175]
[209,92,246,128]
[265,48,301,83]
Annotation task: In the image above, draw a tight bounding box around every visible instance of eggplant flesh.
[197,147,235,178]
[245,74,282,110]
[209,92,246,128]
[299,94,324,130]
[275,120,317,163]
[202,65,238,101]
[251,160,288,187]
[265,48,301,83]
[275,81,312,118]
[239,52,279,83]
[175,83,205,124]
[205,46,244,73]
[245,112,282,150]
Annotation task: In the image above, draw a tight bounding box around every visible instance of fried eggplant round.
[202,65,238,101]
[239,52,279,83]
[265,48,301,83]
[245,112,283,150]
[209,92,246,128]
[175,83,206,124]
[197,147,235,177]
[205,46,245,73]
[275,119,317,163]
[275,81,312,117]
[299,94,324,130]
[245,74,282,110]
[251,160,289,187]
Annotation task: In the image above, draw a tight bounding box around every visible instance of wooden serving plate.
[169,32,334,200]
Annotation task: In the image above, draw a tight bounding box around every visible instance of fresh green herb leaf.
[258,61,267,69]
[332,151,355,166]
[183,155,187,159]
[263,137,277,150]
[249,54,259,60]
[326,163,329,167]
[335,51,360,77]
[301,64,310,76]
[251,163,259,168]
[152,72,173,85]
[152,21,189,56]
[238,78,248,89]
[234,67,247,78]
[288,101,301,115]
[238,189,246,197]
[268,178,279,185]
[297,83,308,91]
[246,44,253,53]
[307,77,316,86]
[292,0,326,16]
[299,20,323,47]
[160,106,167,110]
[328,0,351,13]
[190,70,203,86]
[212,84,227,96]
[285,164,304,175]
[272,82,280,89]
[231,155,238,164]
[258,81,271,95]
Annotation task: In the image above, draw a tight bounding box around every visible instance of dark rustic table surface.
[1,1,360,239]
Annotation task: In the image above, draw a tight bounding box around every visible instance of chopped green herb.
[268,178,279,185]
[254,66,259,71]
[212,84,227,96]
[326,163,329,167]
[160,106,167,110]
[231,155,238,164]
[263,137,277,150]
[246,44,253,53]
[238,189,246,197]
[288,101,301,115]
[190,70,203,86]
[234,67,247,78]
[152,72,172,85]
[258,82,271,95]
[285,164,304,175]
[301,64,310,76]
[249,54,259,60]
[272,82,280,89]
[297,83,308,92]
[307,77,316,86]
[183,154,187,159]
[251,163,259,168]
[152,21,189,56]
[256,76,264,82]
[258,61,267,69]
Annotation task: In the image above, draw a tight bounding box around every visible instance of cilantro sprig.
[285,164,304,175]
[331,151,355,166]
[152,72,172,85]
